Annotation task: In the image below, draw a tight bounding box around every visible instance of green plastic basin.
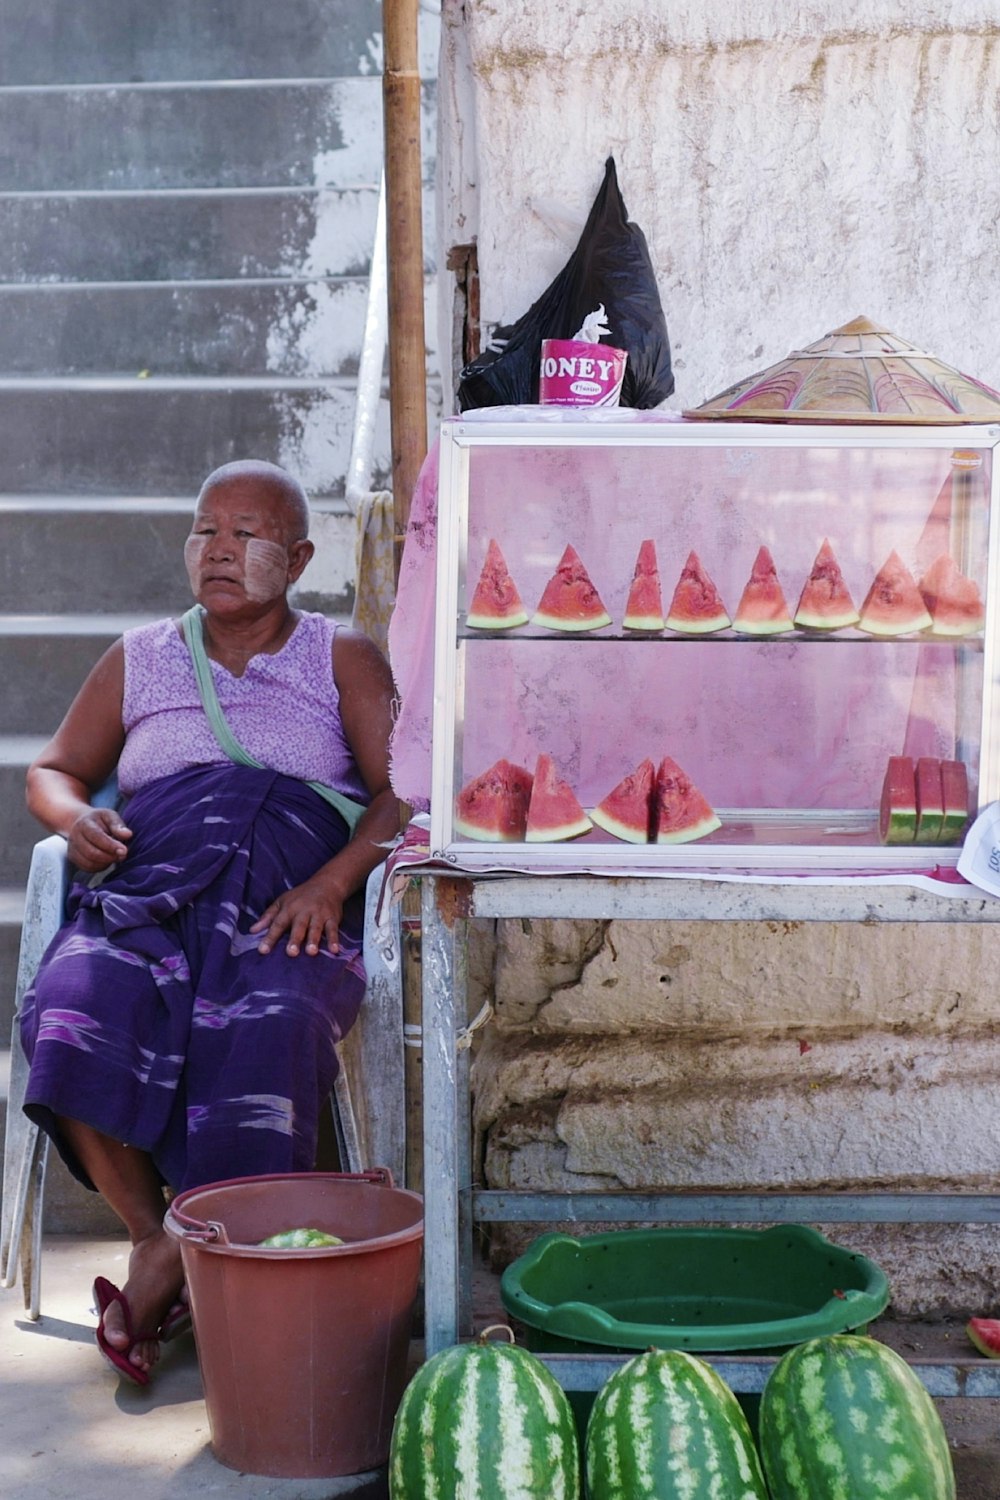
[499,1224,890,1353]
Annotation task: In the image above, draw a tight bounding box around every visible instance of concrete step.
[0,497,359,615]
[0,186,381,284]
[0,500,193,613]
[0,890,23,1038]
[0,377,391,497]
[0,738,50,885]
[0,619,154,741]
[0,0,386,85]
[0,77,421,193]
[0,277,375,377]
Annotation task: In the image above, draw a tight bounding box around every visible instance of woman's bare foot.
[100,1229,185,1375]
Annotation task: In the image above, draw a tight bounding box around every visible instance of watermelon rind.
[585,1349,768,1500]
[665,549,731,634]
[967,1317,1000,1358]
[525,753,593,842]
[732,544,794,635]
[938,759,970,843]
[879,755,917,845]
[919,553,986,638]
[915,756,944,842]
[794,539,860,631]
[466,538,529,630]
[590,758,655,843]
[454,758,533,842]
[857,550,933,637]
[623,538,665,631]
[532,543,612,632]
[759,1334,956,1500]
[389,1335,580,1500]
[652,756,721,844]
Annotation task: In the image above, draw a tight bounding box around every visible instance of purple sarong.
[21,763,367,1193]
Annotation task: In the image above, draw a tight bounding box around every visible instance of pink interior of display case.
[457,440,988,844]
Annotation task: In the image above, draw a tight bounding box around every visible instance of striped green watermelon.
[759,1334,956,1500]
[389,1327,580,1499]
[585,1348,768,1500]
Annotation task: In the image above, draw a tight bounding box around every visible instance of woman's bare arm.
[252,628,403,956]
[26,640,132,871]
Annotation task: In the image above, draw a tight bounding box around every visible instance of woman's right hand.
[68,807,133,872]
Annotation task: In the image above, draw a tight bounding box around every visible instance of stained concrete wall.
[439,3,1000,1309]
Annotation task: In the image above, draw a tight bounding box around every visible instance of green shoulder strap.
[180,604,367,835]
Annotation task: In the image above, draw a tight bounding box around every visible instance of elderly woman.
[19,458,402,1386]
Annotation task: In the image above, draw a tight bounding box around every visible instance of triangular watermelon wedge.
[794,540,859,630]
[732,546,794,635]
[914,756,944,842]
[879,756,917,844]
[532,544,612,632]
[466,539,529,629]
[857,550,933,636]
[665,550,731,634]
[919,553,986,638]
[652,756,721,844]
[939,760,970,843]
[454,758,533,841]
[623,539,665,631]
[590,758,655,843]
[525,753,593,842]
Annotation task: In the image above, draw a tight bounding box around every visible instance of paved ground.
[2,1234,999,1498]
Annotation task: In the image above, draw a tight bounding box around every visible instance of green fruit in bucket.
[257,1227,345,1248]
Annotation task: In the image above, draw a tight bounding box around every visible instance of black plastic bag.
[457,157,674,411]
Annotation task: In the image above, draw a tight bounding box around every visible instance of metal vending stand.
[419,870,1000,1400]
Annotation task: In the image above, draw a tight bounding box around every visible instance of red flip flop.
[92,1276,158,1387]
[158,1295,192,1343]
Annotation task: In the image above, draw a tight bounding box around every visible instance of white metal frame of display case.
[432,418,1000,872]
[419,870,1000,1398]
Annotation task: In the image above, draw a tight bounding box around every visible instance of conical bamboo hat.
[686,315,1000,423]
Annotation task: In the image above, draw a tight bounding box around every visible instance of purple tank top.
[118,613,370,804]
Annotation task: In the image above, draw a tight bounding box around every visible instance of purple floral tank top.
[118,612,369,804]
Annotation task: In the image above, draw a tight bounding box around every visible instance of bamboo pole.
[383,0,429,1189]
[382,0,428,561]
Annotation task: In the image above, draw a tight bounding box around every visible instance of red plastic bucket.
[164,1169,423,1478]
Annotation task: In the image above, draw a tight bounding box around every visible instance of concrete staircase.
[0,0,438,1232]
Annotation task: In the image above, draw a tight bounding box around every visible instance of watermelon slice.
[918,553,986,638]
[794,540,859,630]
[466,539,528,629]
[939,759,970,843]
[914,757,944,842]
[878,756,917,844]
[454,758,533,841]
[857,550,933,636]
[525,753,593,842]
[590,758,655,843]
[967,1318,1000,1358]
[623,539,665,631]
[665,550,731,634]
[532,544,612,632]
[652,756,721,844]
[732,545,794,635]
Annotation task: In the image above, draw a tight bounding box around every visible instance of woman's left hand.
[250,874,348,957]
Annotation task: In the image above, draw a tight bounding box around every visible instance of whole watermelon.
[585,1348,768,1499]
[388,1327,580,1499]
[759,1334,956,1500]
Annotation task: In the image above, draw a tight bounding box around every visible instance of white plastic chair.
[1,835,405,1319]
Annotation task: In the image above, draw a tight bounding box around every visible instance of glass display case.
[430,415,1000,871]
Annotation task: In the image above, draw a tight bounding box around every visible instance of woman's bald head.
[197,460,311,543]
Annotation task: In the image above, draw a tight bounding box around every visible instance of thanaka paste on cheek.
[184,534,207,594]
[243,538,290,602]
